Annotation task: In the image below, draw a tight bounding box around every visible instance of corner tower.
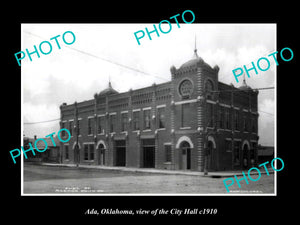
[170,43,220,171]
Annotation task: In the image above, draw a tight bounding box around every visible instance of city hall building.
[59,48,259,172]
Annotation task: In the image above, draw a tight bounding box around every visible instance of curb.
[35,162,274,178]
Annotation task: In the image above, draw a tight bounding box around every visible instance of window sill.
[218,128,232,132]
[180,127,191,130]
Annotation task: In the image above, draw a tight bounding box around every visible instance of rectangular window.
[157,107,166,129]
[234,141,241,164]
[219,107,224,129]
[61,122,66,137]
[235,110,239,130]
[110,114,116,133]
[69,121,73,136]
[243,115,248,132]
[143,109,151,130]
[133,111,140,130]
[84,144,89,160]
[207,103,214,127]
[181,103,190,128]
[84,144,95,161]
[90,144,94,160]
[65,145,69,160]
[121,113,128,131]
[225,108,231,130]
[225,139,232,152]
[164,145,172,162]
[98,116,105,134]
[88,117,93,135]
[251,117,256,133]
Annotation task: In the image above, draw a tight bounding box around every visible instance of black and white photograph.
[4,4,297,221]
[21,23,276,195]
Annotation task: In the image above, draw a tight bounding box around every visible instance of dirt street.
[23,164,275,194]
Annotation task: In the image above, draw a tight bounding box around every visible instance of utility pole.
[74,101,79,167]
[59,104,63,164]
[203,87,208,176]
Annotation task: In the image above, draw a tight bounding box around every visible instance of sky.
[21,23,276,146]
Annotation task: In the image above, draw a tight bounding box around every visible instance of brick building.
[59,47,259,171]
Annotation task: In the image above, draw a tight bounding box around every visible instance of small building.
[59,46,259,171]
[23,135,60,163]
[257,145,274,164]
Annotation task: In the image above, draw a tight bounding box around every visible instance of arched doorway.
[249,142,257,167]
[206,136,217,171]
[176,136,194,170]
[180,141,191,170]
[96,140,107,166]
[72,142,81,165]
[207,141,214,171]
[242,141,250,169]
[98,144,106,165]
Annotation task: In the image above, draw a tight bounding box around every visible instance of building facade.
[59,48,259,171]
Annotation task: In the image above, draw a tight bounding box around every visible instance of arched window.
[205,80,214,100]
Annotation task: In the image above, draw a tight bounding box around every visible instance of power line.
[23,31,168,81]
[70,47,168,81]
[24,118,60,125]
[219,49,277,81]
[209,87,274,93]
[258,110,274,116]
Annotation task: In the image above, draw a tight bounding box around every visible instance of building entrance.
[115,140,126,166]
[142,139,155,168]
[243,144,249,169]
[207,140,217,171]
[98,143,105,165]
[74,144,80,165]
[180,141,191,170]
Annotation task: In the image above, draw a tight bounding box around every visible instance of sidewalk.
[40,162,274,178]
